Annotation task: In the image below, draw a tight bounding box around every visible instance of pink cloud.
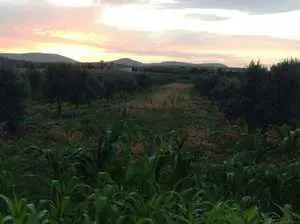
[0,1,300,66]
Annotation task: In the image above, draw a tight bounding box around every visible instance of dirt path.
[122,82,240,160]
[124,83,193,110]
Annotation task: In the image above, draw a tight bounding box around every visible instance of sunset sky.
[1,0,300,66]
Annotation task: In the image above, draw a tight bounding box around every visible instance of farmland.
[1,60,300,223]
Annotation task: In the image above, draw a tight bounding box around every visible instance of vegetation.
[1,59,300,223]
[194,59,300,132]
[0,68,26,134]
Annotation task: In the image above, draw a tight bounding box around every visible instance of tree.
[86,74,105,101]
[69,68,89,107]
[194,73,219,98]
[42,63,71,115]
[136,73,151,89]
[0,68,27,134]
[240,61,270,131]
[27,68,42,97]
[268,59,300,127]
[100,61,105,70]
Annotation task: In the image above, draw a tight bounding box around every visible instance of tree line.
[193,59,300,132]
[0,63,152,135]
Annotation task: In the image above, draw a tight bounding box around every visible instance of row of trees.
[194,59,300,132]
[0,63,152,135]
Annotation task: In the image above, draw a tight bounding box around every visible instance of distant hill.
[110,58,144,67]
[0,53,77,63]
[0,56,28,68]
[148,61,227,68]
[109,58,227,68]
[0,54,228,69]
[198,63,228,68]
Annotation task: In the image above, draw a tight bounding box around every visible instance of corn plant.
[0,194,50,224]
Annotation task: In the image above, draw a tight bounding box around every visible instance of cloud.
[98,3,300,40]
[0,0,300,66]
[186,13,229,21]
[59,0,300,13]
[24,25,300,66]
[165,0,300,14]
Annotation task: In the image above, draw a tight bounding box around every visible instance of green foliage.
[38,63,155,113]
[193,59,300,132]
[2,142,300,223]
[2,118,300,223]
[4,59,300,223]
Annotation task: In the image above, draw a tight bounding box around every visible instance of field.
[2,65,300,223]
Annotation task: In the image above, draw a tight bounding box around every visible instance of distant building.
[106,63,134,72]
[118,66,133,72]
[220,67,245,73]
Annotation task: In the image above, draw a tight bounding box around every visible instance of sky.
[1,0,300,66]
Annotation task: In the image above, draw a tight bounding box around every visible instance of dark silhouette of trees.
[136,73,151,89]
[68,68,89,107]
[86,74,105,101]
[268,59,300,127]
[239,61,270,131]
[42,63,72,115]
[194,59,300,132]
[27,68,42,98]
[194,73,219,97]
[0,68,27,134]
[39,63,153,111]
[100,61,105,70]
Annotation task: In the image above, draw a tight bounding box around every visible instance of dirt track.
[121,82,240,159]
[125,83,193,110]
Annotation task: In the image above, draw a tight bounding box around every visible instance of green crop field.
[1,61,300,223]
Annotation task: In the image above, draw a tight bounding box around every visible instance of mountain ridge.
[0,53,77,63]
[0,53,228,68]
[110,57,228,68]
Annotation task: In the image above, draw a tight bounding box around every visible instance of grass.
[1,82,300,223]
